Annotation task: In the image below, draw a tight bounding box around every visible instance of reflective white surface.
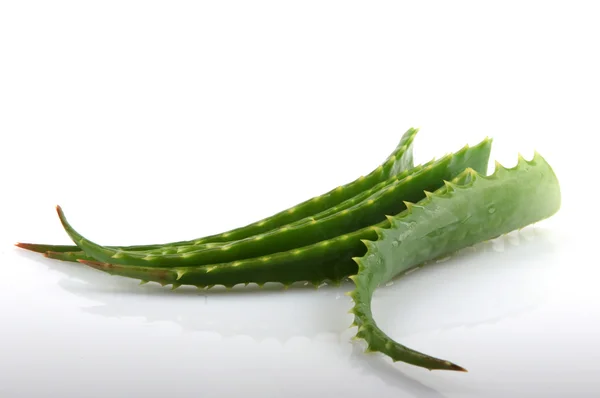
[1,1,599,397]
[2,219,598,398]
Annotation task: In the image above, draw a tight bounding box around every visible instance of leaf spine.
[175,269,186,280]
[403,201,414,211]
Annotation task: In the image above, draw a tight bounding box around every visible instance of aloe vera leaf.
[348,152,561,371]
[22,159,423,265]
[39,166,416,264]
[35,166,423,265]
[37,155,439,264]
[56,138,492,268]
[16,128,419,255]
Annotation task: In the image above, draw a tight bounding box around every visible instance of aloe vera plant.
[16,128,561,373]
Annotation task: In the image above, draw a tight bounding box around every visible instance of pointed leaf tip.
[449,363,468,372]
[15,242,47,253]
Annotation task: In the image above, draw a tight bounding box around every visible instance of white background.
[1,1,599,397]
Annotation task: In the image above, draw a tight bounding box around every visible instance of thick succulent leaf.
[348,152,561,371]
[16,128,418,255]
